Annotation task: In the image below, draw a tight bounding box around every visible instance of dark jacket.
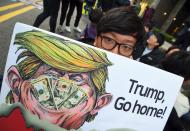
[98,0,115,12]
[139,48,165,67]
[132,40,146,60]
[133,32,165,66]
[132,32,150,60]
[164,108,184,131]
[133,41,165,67]
[174,26,190,50]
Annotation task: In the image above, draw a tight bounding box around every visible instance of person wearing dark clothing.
[142,6,155,25]
[181,112,190,130]
[79,8,103,45]
[144,22,154,33]
[115,0,130,7]
[84,0,96,13]
[139,47,165,66]
[33,0,61,33]
[161,51,190,131]
[164,108,185,131]
[57,0,70,33]
[97,0,115,12]
[132,38,146,59]
[134,32,165,67]
[165,45,181,58]
[174,26,190,51]
[65,0,83,33]
[133,22,154,60]
[174,16,190,50]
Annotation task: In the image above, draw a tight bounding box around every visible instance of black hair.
[161,51,190,80]
[115,0,131,7]
[144,22,154,31]
[155,33,165,46]
[166,45,181,54]
[97,7,145,43]
[89,8,103,24]
[147,32,165,47]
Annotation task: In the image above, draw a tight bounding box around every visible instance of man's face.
[147,35,159,49]
[8,65,97,129]
[94,32,137,58]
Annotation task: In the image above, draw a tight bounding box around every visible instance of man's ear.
[94,36,100,48]
[7,66,22,101]
[93,36,98,47]
[90,93,113,115]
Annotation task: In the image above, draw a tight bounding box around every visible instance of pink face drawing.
[7,65,112,130]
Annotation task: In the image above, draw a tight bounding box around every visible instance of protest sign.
[0,23,184,131]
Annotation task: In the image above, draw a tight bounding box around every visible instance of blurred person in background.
[57,0,70,33]
[161,51,190,131]
[64,0,84,33]
[115,0,131,7]
[79,8,103,45]
[165,45,181,58]
[84,0,96,13]
[142,5,155,25]
[133,22,155,60]
[174,16,190,51]
[33,0,61,33]
[97,0,115,12]
[134,32,165,67]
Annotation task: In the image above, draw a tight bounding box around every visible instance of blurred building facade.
[153,0,190,36]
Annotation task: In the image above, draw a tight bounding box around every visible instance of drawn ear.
[7,66,22,101]
[90,93,113,115]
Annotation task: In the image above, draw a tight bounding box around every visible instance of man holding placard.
[94,7,145,58]
[0,7,184,131]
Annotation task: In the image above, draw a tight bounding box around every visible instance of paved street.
[0,0,88,75]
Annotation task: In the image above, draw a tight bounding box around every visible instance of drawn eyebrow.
[69,74,84,80]
[46,68,66,76]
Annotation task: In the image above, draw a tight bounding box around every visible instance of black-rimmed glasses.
[100,35,135,57]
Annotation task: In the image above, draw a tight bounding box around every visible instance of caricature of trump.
[6,31,113,130]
